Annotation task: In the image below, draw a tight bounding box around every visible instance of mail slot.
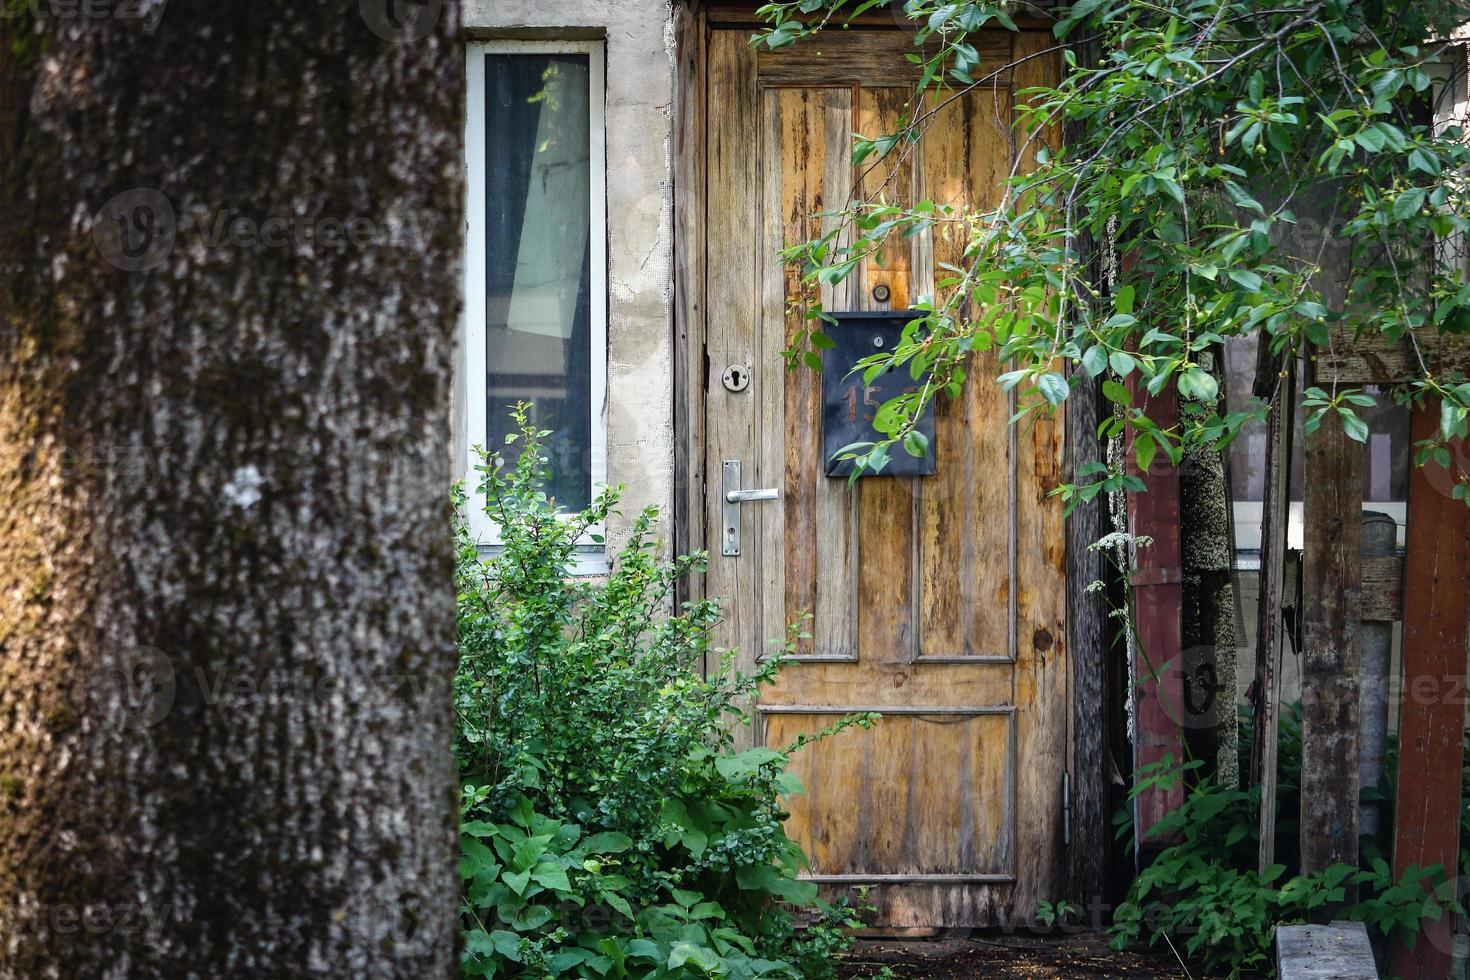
[821,310,937,478]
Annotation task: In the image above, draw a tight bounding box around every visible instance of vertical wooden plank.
[1251,361,1296,874]
[704,31,761,718]
[856,85,918,666]
[768,87,859,659]
[1059,35,1109,905]
[762,87,800,659]
[1065,378,1108,899]
[1011,30,1068,910]
[1298,390,1363,880]
[856,87,914,312]
[917,86,1013,660]
[812,87,861,658]
[672,5,706,613]
[1388,408,1469,979]
[1125,378,1186,843]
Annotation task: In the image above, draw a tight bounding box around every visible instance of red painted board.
[1389,406,1470,980]
[1125,377,1186,843]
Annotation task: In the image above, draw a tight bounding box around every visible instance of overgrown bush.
[1108,705,1464,977]
[454,409,873,978]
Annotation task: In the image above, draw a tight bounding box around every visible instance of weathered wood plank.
[1010,30,1068,914]
[1298,390,1363,883]
[768,86,862,659]
[811,87,862,659]
[762,86,802,657]
[704,30,762,731]
[705,1,1057,32]
[764,711,1012,877]
[672,4,706,612]
[1388,407,1469,979]
[1252,361,1295,874]
[756,30,1011,87]
[1058,34,1110,906]
[917,84,1013,660]
[1316,325,1470,385]
[1065,376,1108,900]
[762,660,1013,708]
[855,84,919,667]
[1276,922,1377,980]
[1125,376,1186,844]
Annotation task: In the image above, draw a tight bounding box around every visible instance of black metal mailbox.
[821,310,936,477]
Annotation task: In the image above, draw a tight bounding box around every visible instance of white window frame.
[464,39,609,572]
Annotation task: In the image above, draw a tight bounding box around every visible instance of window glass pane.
[485,52,594,512]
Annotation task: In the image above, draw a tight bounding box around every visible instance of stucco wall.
[456,0,678,560]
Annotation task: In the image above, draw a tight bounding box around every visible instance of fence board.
[1299,405,1363,887]
[1388,407,1470,979]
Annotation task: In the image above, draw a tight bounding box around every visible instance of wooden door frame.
[670,2,1114,906]
[671,1,708,617]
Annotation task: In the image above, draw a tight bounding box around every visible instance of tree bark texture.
[0,2,464,976]
[1065,373,1110,906]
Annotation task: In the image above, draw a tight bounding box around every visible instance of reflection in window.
[485,53,594,512]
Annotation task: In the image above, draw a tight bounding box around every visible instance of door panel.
[702,28,1065,927]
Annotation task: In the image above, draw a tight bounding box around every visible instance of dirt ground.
[834,933,1191,979]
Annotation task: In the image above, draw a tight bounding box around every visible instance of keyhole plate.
[722,364,750,392]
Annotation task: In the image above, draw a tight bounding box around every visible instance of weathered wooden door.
[699,27,1067,928]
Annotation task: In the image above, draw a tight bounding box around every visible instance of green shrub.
[454,408,874,978]
[1110,724,1463,977]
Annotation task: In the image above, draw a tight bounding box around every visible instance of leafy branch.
[757,0,1470,500]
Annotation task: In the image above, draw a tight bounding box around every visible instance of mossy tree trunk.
[0,3,463,976]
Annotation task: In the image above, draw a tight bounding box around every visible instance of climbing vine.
[756,0,1470,500]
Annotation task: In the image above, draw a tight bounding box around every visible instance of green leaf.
[1178,369,1218,404]
[715,747,784,782]
[671,887,703,909]
[490,929,522,961]
[1393,187,1426,220]
[1115,284,1135,315]
[1038,372,1069,406]
[1103,379,1131,405]
[503,870,531,896]
[668,943,722,972]
[1109,351,1137,377]
[1338,408,1369,443]
[530,864,571,892]
[1227,269,1263,292]
[1409,148,1442,175]
[1355,126,1387,152]
[1135,436,1157,474]
[736,863,819,904]
[1082,344,1108,377]
[583,831,633,854]
[461,820,499,839]
[1442,400,1466,441]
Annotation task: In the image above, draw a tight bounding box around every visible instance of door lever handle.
[725,487,780,503]
[721,460,779,557]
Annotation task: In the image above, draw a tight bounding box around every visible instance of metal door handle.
[721,459,779,556]
[726,487,779,503]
